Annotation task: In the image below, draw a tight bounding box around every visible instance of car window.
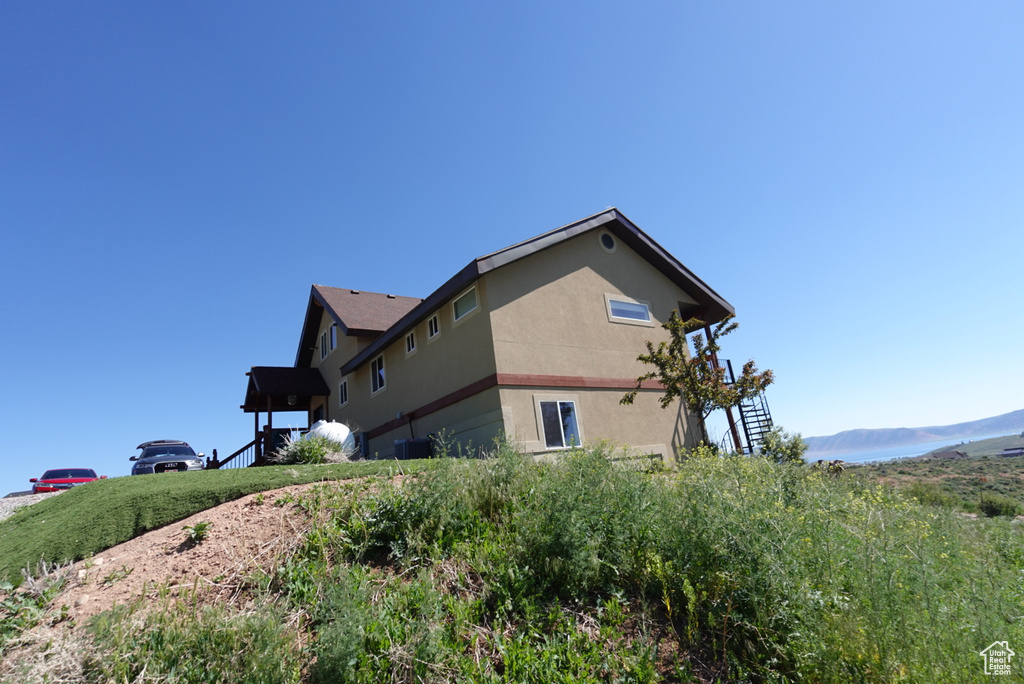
[42,469,97,479]
[142,445,196,458]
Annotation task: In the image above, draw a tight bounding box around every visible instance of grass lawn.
[0,460,434,585]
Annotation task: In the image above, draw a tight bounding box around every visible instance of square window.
[427,314,440,338]
[371,354,386,394]
[539,400,581,449]
[406,331,416,355]
[452,287,478,322]
[338,379,349,407]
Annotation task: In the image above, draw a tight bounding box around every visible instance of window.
[338,378,349,407]
[605,295,653,326]
[427,314,440,339]
[370,354,386,394]
[406,331,416,355]
[539,400,581,449]
[452,287,478,322]
[320,324,338,360]
[599,230,617,253]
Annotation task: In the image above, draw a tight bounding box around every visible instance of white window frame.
[405,330,417,356]
[534,395,583,450]
[604,294,655,327]
[427,313,441,341]
[320,323,338,360]
[451,286,479,325]
[370,354,386,395]
[338,377,349,407]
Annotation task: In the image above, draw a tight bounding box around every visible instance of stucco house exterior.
[241,208,734,463]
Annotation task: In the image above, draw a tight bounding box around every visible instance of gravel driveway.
[0,492,59,523]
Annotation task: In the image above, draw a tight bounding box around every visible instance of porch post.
[704,323,745,453]
[254,408,261,461]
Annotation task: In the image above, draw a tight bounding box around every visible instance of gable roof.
[295,286,422,367]
[339,208,735,375]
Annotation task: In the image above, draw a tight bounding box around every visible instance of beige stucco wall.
[304,228,711,461]
[486,228,702,458]
[323,282,499,456]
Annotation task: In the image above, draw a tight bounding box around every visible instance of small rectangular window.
[609,299,651,322]
[338,379,349,407]
[371,354,386,394]
[452,287,478,321]
[539,400,580,449]
[427,314,440,339]
[320,324,338,359]
[406,331,416,355]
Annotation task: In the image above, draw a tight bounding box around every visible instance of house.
[240,208,734,463]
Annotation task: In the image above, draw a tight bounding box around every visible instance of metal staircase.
[721,359,774,453]
[738,391,774,453]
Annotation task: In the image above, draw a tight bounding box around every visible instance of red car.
[30,468,106,493]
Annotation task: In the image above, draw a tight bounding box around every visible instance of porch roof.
[241,366,330,413]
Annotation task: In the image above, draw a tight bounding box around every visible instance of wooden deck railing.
[213,428,296,469]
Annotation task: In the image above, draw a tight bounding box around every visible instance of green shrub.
[85,598,304,684]
[757,426,808,464]
[272,434,352,465]
[903,481,961,509]
[979,491,1023,517]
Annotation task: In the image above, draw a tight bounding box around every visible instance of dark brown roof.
[314,286,422,335]
[294,287,422,367]
[241,366,331,412]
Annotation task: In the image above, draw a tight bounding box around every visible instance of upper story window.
[427,314,440,339]
[370,354,386,394]
[605,295,654,327]
[406,331,416,355]
[452,287,478,322]
[320,324,338,360]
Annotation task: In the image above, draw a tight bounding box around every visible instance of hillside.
[3,448,1024,683]
[805,407,1024,455]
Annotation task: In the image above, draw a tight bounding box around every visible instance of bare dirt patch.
[55,483,318,622]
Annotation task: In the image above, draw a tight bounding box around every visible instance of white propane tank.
[306,420,357,455]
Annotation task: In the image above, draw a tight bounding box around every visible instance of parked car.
[30,468,106,493]
[130,440,205,475]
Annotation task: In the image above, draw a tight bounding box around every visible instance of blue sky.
[1,2,1021,495]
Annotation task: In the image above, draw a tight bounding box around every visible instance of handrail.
[216,439,258,469]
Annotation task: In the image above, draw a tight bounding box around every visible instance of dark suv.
[131,440,205,475]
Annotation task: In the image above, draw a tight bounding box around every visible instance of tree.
[758,426,808,464]
[620,312,774,444]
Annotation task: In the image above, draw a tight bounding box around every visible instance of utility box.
[394,438,432,460]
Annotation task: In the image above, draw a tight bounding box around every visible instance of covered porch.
[219,366,330,468]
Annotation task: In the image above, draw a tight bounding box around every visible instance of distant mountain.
[804,409,1024,455]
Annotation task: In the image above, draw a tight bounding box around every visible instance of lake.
[806,434,1011,465]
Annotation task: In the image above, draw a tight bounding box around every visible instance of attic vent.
[386,294,396,299]
[350,290,360,294]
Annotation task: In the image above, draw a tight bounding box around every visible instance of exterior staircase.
[721,359,774,453]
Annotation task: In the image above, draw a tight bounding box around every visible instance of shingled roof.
[294,286,422,367]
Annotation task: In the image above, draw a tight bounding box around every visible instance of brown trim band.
[364,373,662,440]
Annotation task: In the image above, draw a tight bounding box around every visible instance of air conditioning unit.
[394,438,432,460]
